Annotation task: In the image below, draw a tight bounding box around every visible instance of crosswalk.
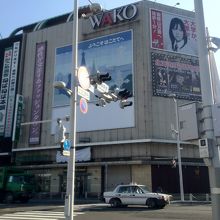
[0,210,84,220]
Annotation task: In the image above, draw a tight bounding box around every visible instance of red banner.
[151,9,164,49]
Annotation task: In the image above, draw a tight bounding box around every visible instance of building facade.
[0,0,209,197]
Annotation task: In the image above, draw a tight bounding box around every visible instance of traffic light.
[171,159,176,168]
[55,119,66,154]
[116,88,132,100]
[107,91,118,102]
[95,98,106,107]
[90,72,111,85]
[119,100,133,109]
[97,93,113,103]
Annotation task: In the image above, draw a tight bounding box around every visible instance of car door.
[116,186,133,205]
[129,186,147,205]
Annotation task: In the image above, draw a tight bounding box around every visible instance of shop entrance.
[75,172,88,198]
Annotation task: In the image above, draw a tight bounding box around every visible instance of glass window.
[132,186,144,194]
[118,186,131,193]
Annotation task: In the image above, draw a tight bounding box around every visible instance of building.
[0,0,209,198]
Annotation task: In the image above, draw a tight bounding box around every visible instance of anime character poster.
[52,30,134,133]
[150,9,198,56]
[152,52,202,101]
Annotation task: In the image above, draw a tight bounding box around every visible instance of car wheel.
[109,198,121,208]
[146,198,157,209]
[158,204,166,209]
[4,192,14,204]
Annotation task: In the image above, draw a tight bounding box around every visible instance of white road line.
[0,217,62,220]
[0,210,85,220]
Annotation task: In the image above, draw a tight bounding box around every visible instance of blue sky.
[1,0,220,73]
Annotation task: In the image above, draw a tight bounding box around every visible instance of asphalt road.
[76,203,212,220]
[0,202,212,220]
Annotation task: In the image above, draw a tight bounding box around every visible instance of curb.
[171,200,211,205]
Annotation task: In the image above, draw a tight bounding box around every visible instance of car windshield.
[23,176,35,184]
[139,185,150,192]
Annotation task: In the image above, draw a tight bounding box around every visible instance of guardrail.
[171,193,211,202]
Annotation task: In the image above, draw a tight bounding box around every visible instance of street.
[0,202,212,220]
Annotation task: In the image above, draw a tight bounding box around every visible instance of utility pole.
[174,97,184,202]
[65,0,78,220]
[194,1,220,219]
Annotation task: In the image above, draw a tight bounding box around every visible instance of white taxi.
[103,184,172,209]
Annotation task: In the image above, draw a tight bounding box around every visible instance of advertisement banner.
[29,42,47,144]
[52,30,134,133]
[152,52,201,101]
[5,42,20,137]
[12,94,23,142]
[0,48,13,136]
[150,9,198,56]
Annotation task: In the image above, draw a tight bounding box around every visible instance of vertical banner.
[151,9,164,49]
[150,9,198,56]
[12,94,23,142]
[0,48,13,136]
[29,42,47,144]
[5,42,20,137]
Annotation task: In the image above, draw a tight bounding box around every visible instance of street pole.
[173,97,184,202]
[194,1,220,219]
[65,0,78,220]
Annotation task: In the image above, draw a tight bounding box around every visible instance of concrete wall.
[131,164,152,190]
[87,166,101,195]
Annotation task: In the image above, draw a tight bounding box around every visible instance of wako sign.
[89,4,138,29]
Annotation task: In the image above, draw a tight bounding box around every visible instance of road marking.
[0,210,85,220]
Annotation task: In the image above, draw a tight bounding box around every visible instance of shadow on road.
[80,204,166,212]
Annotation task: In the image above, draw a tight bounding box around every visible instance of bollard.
[206,193,209,201]
[189,193,193,202]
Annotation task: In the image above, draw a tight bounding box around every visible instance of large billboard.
[52,30,134,133]
[150,9,198,56]
[152,52,201,101]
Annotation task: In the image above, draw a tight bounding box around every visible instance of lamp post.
[65,0,78,219]
[195,1,220,219]
[170,94,184,202]
[55,2,101,219]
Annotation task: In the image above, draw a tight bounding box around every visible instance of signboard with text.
[29,42,47,144]
[150,9,198,56]
[152,52,201,101]
[52,30,134,133]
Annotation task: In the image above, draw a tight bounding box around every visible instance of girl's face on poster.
[172,24,184,42]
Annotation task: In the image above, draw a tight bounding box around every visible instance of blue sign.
[63,139,71,151]
[62,139,71,156]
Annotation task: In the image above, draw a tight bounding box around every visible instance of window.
[132,186,144,194]
[8,175,23,183]
[118,186,132,193]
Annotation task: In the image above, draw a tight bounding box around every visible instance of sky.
[1,0,220,73]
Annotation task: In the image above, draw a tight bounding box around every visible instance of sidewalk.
[171,200,211,205]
